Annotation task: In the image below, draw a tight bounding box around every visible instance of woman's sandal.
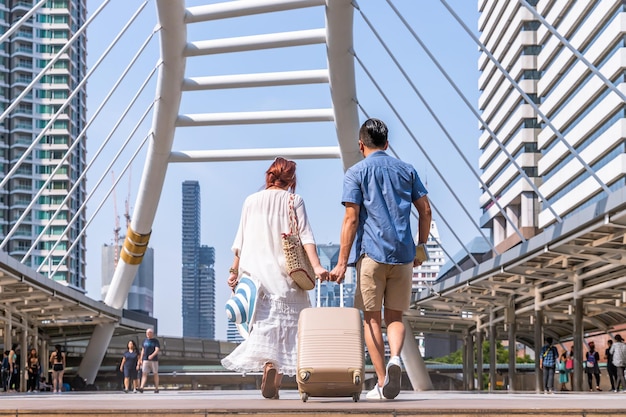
[261,363,277,399]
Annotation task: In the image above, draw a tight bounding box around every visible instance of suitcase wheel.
[301,392,309,402]
[352,393,360,402]
[299,370,311,382]
[354,375,361,385]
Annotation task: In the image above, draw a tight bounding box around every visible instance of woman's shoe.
[261,363,277,399]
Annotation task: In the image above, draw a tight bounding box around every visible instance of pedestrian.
[7,343,19,392]
[585,341,601,391]
[120,340,140,393]
[221,157,329,400]
[329,118,432,400]
[539,336,558,394]
[27,348,40,392]
[138,328,160,393]
[610,334,626,392]
[558,350,570,391]
[605,339,619,392]
[1,351,9,392]
[49,344,65,393]
[567,348,575,391]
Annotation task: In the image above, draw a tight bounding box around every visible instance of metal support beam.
[467,329,475,390]
[534,309,543,393]
[476,329,484,391]
[489,314,497,392]
[507,301,516,392]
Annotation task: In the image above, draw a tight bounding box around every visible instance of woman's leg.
[587,371,593,390]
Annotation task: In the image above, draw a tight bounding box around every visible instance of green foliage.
[432,341,534,364]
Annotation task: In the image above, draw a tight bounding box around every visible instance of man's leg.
[363,310,385,387]
[384,308,405,357]
[153,366,159,392]
[382,308,404,399]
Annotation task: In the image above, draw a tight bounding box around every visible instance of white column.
[400,317,433,391]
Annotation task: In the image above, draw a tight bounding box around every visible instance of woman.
[27,348,40,392]
[585,341,601,391]
[120,340,140,393]
[7,343,18,392]
[49,345,66,393]
[221,157,329,400]
[558,350,569,391]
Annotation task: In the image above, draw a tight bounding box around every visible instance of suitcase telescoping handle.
[315,278,344,308]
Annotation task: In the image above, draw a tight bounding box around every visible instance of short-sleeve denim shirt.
[342,151,428,265]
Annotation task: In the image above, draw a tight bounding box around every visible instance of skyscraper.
[412,219,445,295]
[181,180,215,339]
[316,243,355,308]
[478,1,625,253]
[0,1,88,289]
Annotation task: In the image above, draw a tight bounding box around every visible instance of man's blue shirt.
[342,151,428,265]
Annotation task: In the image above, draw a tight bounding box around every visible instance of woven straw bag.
[281,194,315,290]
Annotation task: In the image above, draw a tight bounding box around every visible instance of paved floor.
[1,390,626,416]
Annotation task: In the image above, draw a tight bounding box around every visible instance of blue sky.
[83,0,481,340]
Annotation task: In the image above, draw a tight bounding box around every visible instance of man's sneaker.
[138,387,143,393]
[382,356,402,399]
[366,384,383,400]
[154,389,159,394]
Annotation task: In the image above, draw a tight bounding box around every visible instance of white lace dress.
[221,188,315,377]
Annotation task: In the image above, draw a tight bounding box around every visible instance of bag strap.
[287,193,298,235]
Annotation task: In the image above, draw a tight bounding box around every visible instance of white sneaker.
[366,384,383,400]
[382,356,402,399]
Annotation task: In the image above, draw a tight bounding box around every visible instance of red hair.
[265,157,296,192]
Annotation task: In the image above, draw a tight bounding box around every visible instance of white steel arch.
[79,0,359,384]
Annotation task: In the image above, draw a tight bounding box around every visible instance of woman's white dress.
[221,188,315,377]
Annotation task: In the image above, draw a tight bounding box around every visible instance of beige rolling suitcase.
[296,282,364,402]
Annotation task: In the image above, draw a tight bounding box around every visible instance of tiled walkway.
[1,390,626,416]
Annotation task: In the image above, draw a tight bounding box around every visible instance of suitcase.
[296,282,364,402]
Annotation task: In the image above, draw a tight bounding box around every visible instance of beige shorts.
[142,360,159,375]
[354,255,413,312]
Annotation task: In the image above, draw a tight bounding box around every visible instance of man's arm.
[413,195,432,244]
[149,346,160,360]
[329,203,360,283]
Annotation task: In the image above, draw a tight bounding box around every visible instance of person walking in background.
[49,344,65,393]
[567,348,575,391]
[605,339,618,392]
[558,350,570,391]
[329,118,432,400]
[138,328,160,393]
[539,337,558,394]
[7,343,19,392]
[221,157,329,400]
[585,341,601,391]
[610,334,626,392]
[1,351,9,392]
[120,340,140,393]
[27,348,40,392]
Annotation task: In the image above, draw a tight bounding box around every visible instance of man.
[539,336,558,394]
[330,118,431,400]
[138,328,160,393]
[605,339,618,392]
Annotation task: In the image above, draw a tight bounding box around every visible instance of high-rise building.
[316,243,356,308]
[181,180,215,339]
[478,1,625,253]
[101,244,154,316]
[0,1,88,289]
[412,219,445,294]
